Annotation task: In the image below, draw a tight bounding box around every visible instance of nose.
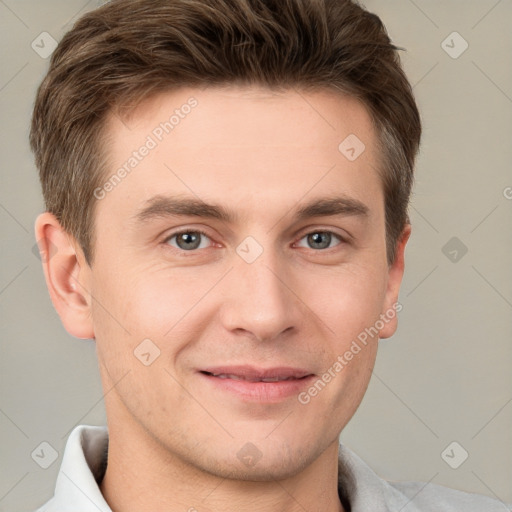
[219,246,303,343]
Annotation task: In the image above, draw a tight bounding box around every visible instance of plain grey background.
[1,0,511,510]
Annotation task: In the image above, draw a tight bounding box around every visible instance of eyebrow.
[132,194,370,225]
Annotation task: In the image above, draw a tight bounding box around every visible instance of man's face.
[79,86,406,479]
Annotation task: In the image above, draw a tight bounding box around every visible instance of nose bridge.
[220,237,300,342]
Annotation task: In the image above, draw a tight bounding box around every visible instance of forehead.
[115,85,376,149]
[98,86,382,225]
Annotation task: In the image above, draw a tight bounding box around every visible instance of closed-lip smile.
[198,365,316,402]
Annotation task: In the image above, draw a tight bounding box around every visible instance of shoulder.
[387,478,510,511]
[337,443,510,511]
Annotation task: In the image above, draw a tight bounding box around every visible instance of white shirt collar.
[37,424,504,512]
[41,425,111,512]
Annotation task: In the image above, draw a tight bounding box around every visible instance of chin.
[196,443,317,482]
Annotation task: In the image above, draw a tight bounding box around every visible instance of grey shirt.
[35,425,510,511]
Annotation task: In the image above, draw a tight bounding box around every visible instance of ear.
[34,212,95,339]
[378,223,411,339]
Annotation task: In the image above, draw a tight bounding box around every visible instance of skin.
[35,86,410,512]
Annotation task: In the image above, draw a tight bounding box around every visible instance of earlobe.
[379,224,411,340]
[34,212,95,340]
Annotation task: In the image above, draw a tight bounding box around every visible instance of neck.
[100,411,345,512]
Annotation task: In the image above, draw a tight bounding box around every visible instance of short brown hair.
[30,0,421,266]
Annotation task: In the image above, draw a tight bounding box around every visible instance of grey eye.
[297,231,342,250]
[165,231,210,251]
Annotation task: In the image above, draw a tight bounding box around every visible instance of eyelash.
[162,228,347,253]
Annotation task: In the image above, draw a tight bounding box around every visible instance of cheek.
[90,267,215,362]
[326,348,377,427]
[306,264,387,342]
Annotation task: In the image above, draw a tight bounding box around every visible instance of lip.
[198,365,315,402]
